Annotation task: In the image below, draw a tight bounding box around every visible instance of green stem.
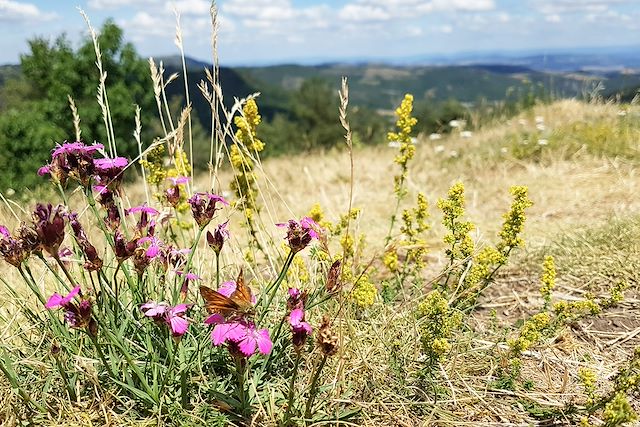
[304,354,328,420]
[284,351,302,424]
[52,254,76,287]
[234,356,248,416]
[90,333,116,379]
[53,354,77,402]
[35,254,69,291]
[384,174,406,246]
[215,252,220,288]
[262,315,288,374]
[257,250,295,324]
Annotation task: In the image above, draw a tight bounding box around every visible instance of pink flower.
[37,165,51,176]
[45,286,96,335]
[210,320,272,357]
[141,301,169,320]
[276,217,321,253]
[45,285,81,309]
[126,205,159,216]
[175,270,201,282]
[141,301,191,337]
[289,308,312,350]
[137,236,162,258]
[94,157,128,171]
[167,304,191,336]
[188,192,228,228]
[168,176,190,186]
[52,142,103,157]
[206,221,230,255]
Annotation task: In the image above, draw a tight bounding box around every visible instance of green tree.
[0,20,156,192]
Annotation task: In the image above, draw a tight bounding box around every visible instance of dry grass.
[1,99,639,426]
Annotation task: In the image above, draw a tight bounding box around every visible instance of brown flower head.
[188,192,228,228]
[317,316,339,356]
[32,203,66,255]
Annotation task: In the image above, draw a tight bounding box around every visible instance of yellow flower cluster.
[231,99,266,252]
[388,94,418,197]
[416,290,462,364]
[553,299,601,323]
[578,367,598,404]
[140,145,167,185]
[463,246,505,290]
[508,312,551,354]
[234,99,264,153]
[383,249,399,273]
[498,186,533,252]
[307,203,332,231]
[540,255,556,309]
[438,182,476,261]
[398,192,430,271]
[287,254,310,284]
[603,393,637,426]
[350,273,377,308]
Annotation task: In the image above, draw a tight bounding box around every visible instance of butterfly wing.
[229,269,255,316]
[200,285,241,317]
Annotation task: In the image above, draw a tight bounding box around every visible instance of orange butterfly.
[199,269,256,320]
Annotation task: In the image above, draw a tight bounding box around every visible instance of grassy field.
[0,95,638,426]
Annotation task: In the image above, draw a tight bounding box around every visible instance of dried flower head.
[325,259,342,293]
[317,316,339,356]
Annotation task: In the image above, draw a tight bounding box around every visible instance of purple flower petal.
[217,281,236,298]
[289,308,304,325]
[45,293,64,309]
[38,165,51,176]
[204,313,225,325]
[256,328,273,354]
[169,316,189,336]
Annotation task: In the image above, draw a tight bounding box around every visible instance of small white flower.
[434,145,445,153]
[460,130,473,138]
[538,139,548,146]
[449,150,458,158]
[535,116,544,124]
[429,133,442,140]
[500,147,508,154]
[536,124,546,131]
[449,120,460,128]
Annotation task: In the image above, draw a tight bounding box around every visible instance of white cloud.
[121,11,174,39]
[0,0,56,22]
[166,0,211,16]
[338,0,495,22]
[89,0,161,10]
[533,0,631,15]
[338,4,390,22]
[545,14,562,23]
[497,12,510,23]
[222,0,330,33]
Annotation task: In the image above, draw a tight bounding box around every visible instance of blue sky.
[0,0,639,65]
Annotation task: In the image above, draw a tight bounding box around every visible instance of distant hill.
[4,57,640,123]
